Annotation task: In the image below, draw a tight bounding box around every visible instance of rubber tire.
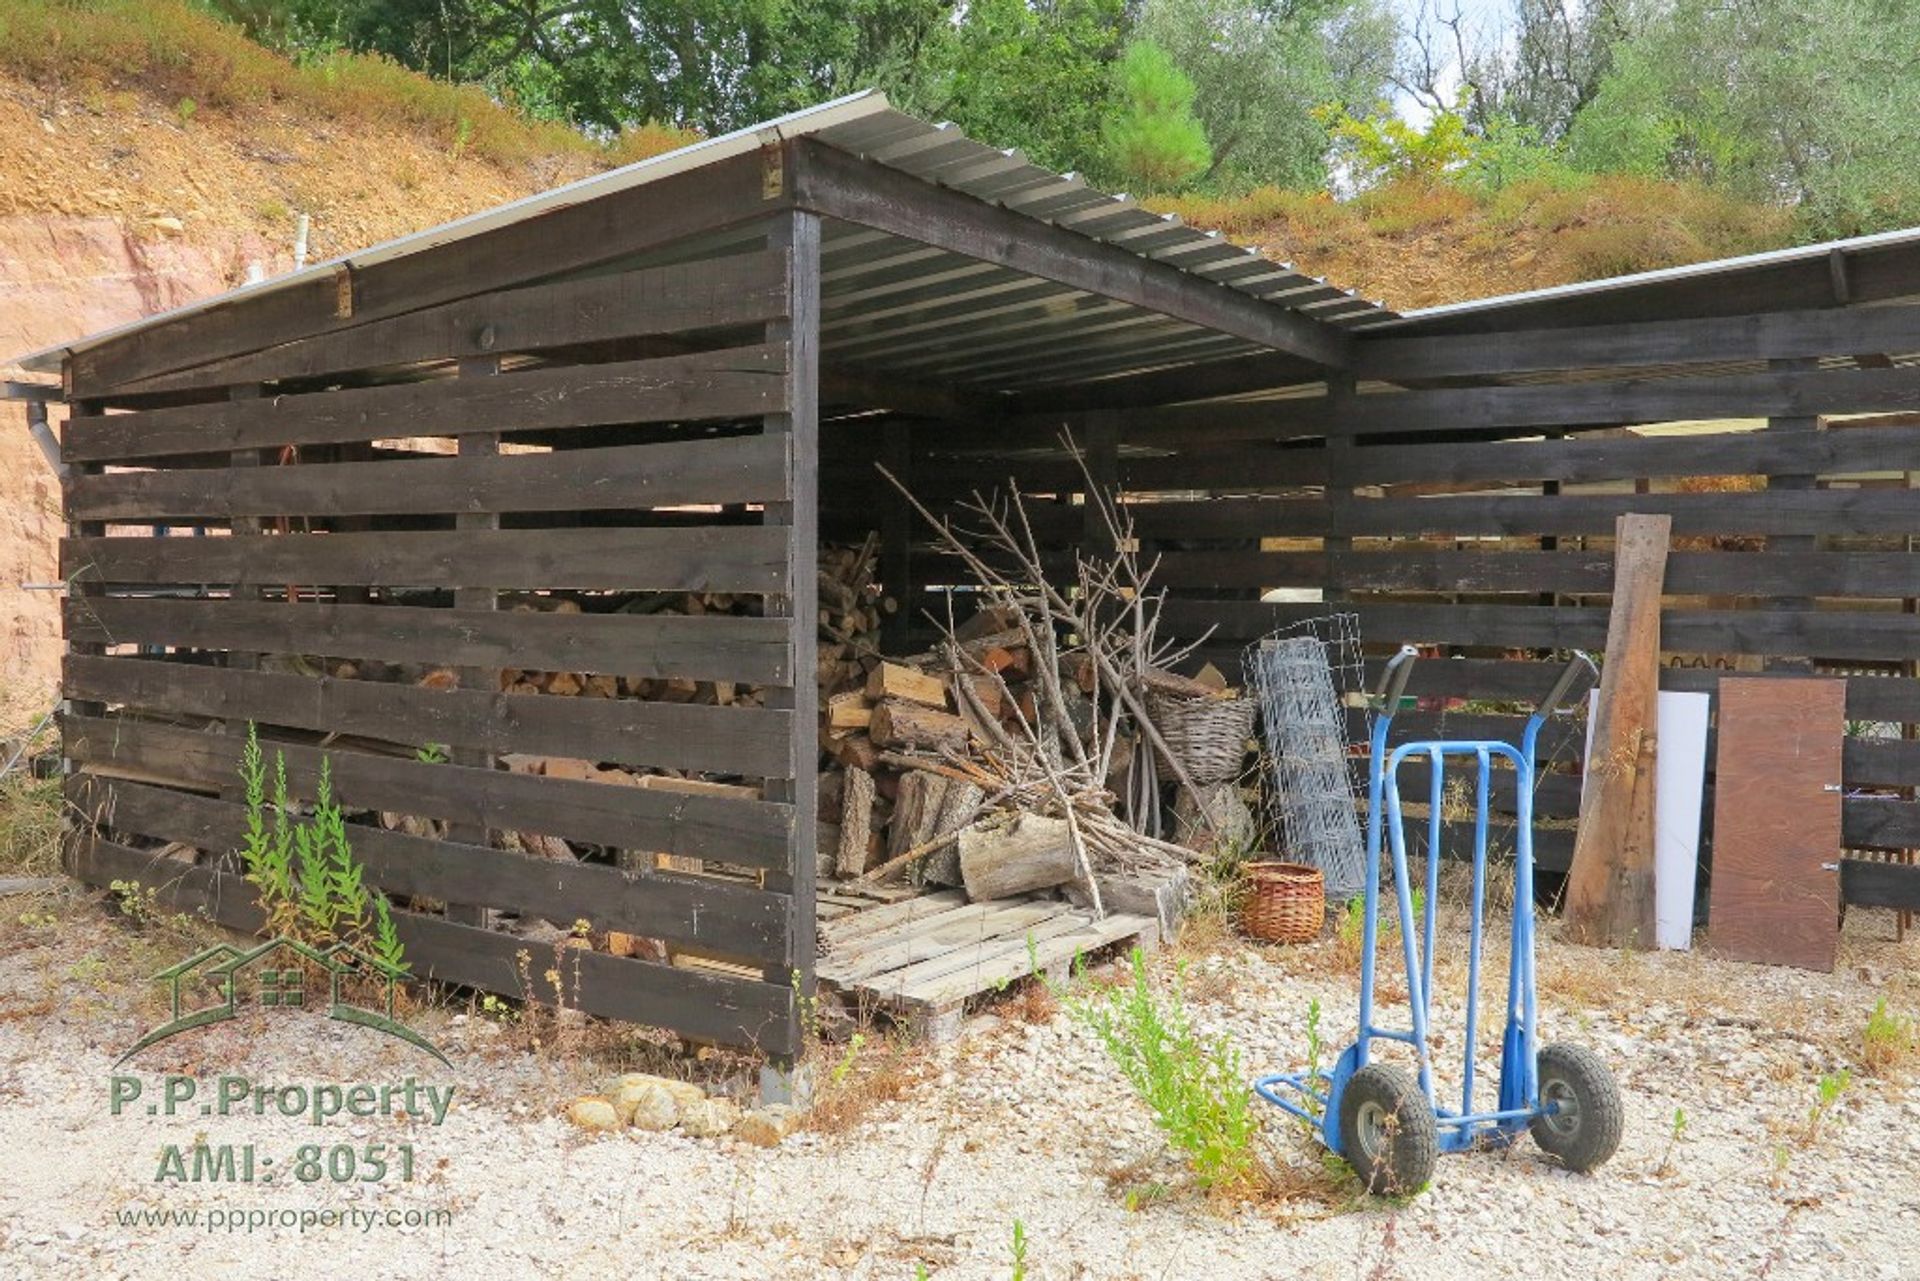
[1530,1043,1623,1173]
[1338,1064,1438,1195]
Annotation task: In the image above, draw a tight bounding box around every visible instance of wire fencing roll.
[1246,624,1367,900]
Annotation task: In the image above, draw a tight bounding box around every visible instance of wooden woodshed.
[17,90,1920,1067]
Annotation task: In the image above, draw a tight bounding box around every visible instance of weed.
[1654,1106,1687,1176]
[805,1025,925,1136]
[477,992,518,1024]
[1301,997,1325,1121]
[174,95,195,127]
[1803,1069,1851,1144]
[1060,947,1269,1200]
[1008,1220,1028,1281]
[0,769,62,879]
[235,724,403,971]
[1863,997,1917,1077]
[107,878,159,927]
[414,742,450,765]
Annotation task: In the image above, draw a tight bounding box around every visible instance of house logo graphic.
[120,936,449,1066]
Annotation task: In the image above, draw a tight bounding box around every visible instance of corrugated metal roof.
[13,91,1392,391]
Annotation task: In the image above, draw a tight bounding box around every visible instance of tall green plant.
[234,723,406,974]
[1063,948,1264,1198]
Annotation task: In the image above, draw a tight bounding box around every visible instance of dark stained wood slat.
[64,526,789,594]
[71,833,794,1051]
[68,433,791,522]
[1294,365,1920,438]
[1352,303,1920,380]
[65,596,790,687]
[68,147,784,397]
[1125,490,1920,539]
[64,343,788,462]
[64,715,794,868]
[63,654,792,777]
[1153,549,1920,598]
[1839,858,1920,912]
[116,249,791,395]
[1163,598,1920,662]
[1331,424,1920,489]
[73,777,790,959]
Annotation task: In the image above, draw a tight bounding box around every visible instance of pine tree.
[1101,40,1211,193]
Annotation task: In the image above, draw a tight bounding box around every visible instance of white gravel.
[2,898,1918,1280]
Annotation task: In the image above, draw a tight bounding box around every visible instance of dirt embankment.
[0,76,608,725]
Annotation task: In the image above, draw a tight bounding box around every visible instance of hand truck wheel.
[1529,1043,1624,1173]
[1339,1063,1437,1195]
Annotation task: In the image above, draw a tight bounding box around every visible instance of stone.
[623,1083,680,1132]
[610,1072,705,1110]
[735,1105,800,1148]
[678,1097,741,1138]
[565,1096,621,1133]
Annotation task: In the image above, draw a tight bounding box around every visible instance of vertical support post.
[1323,373,1355,606]
[880,420,913,654]
[62,395,107,872]
[447,356,501,928]
[219,386,266,807]
[762,209,821,1079]
[226,385,265,675]
[1765,355,1818,674]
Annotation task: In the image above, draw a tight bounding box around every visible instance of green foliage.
[1564,0,1920,236]
[1324,94,1474,189]
[897,0,1131,178]
[1804,1067,1851,1143]
[1102,41,1211,192]
[1062,948,1266,1198]
[1863,997,1916,1076]
[235,723,406,974]
[1138,0,1395,192]
[1008,1219,1028,1280]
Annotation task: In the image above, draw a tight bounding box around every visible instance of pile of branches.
[851,435,1215,914]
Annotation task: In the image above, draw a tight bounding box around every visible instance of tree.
[1565,0,1920,235]
[1138,0,1398,192]
[897,0,1133,178]
[1102,41,1212,191]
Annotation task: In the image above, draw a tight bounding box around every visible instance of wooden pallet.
[817,891,1158,1042]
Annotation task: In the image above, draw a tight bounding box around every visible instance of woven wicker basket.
[1147,689,1255,786]
[1240,861,1325,945]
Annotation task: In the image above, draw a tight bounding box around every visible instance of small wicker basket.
[1147,689,1255,786]
[1240,861,1325,945]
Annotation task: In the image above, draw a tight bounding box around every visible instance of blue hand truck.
[1254,646,1623,1192]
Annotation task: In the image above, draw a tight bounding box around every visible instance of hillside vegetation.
[0,0,1807,316]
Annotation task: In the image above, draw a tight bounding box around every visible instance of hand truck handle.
[1536,651,1599,718]
[1369,645,1420,712]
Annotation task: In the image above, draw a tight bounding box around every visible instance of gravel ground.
[1,892,1917,1280]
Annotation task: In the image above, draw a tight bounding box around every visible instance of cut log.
[959,813,1077,900]
[866,662,949,709]
[888,771,950,860]
[836,768,876,878]
[827,690,874,731]
[925,780,984,887]
[869,699,971,754]
[1564,513,1670,950]
[831,734,879,772]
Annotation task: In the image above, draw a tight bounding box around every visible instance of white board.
[1583,689,1710,950]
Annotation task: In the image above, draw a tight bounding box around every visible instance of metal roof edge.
[1365,224,1920,331]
